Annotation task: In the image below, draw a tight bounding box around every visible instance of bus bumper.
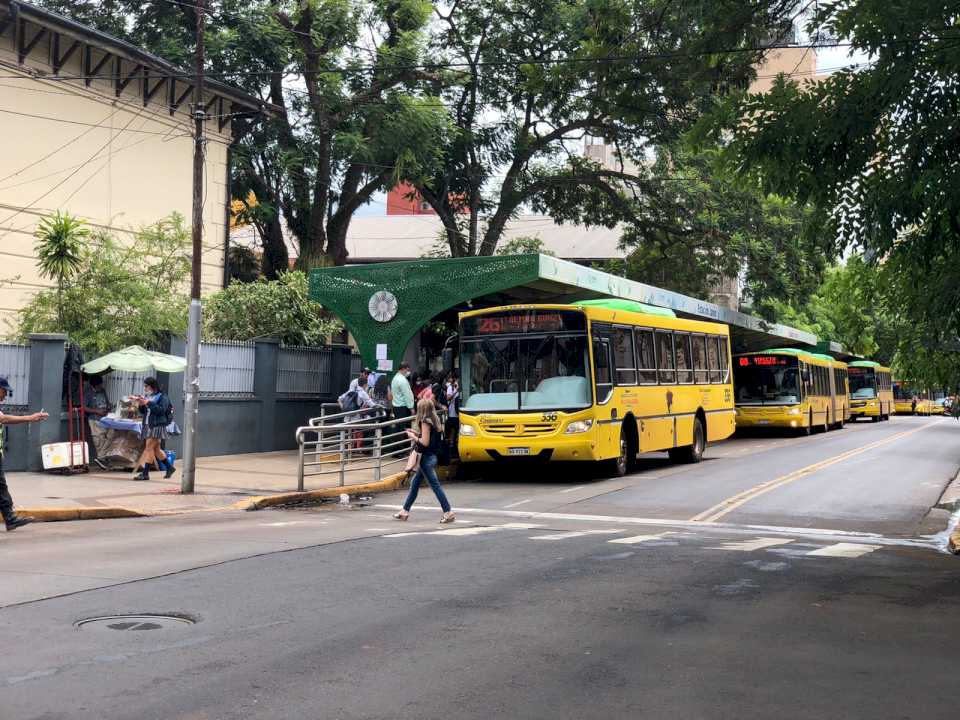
[735,407,805,429]
[850,400,880,419]
[457,435,600,463]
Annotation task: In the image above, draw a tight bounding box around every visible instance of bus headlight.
[565,419,594,434]
[787,408,802,415]
[459,424,477,436]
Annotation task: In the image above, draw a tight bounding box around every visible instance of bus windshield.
[849,368,877,399]
[733,355,802,405]
[893,383,914,401]
[460,334,591,412]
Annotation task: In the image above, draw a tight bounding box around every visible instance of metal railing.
[0,344,30,406]
[295,407,415,491]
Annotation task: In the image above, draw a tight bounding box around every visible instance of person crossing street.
[0,375,49,531]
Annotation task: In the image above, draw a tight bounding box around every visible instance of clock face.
[368,290,398,323]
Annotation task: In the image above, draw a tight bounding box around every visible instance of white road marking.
[529,529,623,541]
[499,523,543,529]
[558,485,587,494]
[608,532,673,545]
[384,526,504,538]
[372,505,933,549]
[708,537,795,552]
[503,499,534,509]
[259,521,308,527]
[806,543,881,558]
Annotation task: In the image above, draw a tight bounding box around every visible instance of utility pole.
[181,0,206,494]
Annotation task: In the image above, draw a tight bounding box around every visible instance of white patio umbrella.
[81,345,187,375]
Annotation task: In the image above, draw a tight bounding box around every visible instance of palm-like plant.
[34,211,89,329]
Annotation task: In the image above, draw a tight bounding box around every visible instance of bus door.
[591,328,618,459]
[830,367,839,425]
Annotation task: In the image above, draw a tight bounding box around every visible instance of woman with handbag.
[393,397,455,523]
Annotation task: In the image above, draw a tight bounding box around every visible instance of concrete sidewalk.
[7,450,414,519]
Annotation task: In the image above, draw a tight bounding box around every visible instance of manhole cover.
[75,614,196,631]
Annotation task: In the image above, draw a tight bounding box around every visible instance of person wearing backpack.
[132,377,175,481]
[393,397,455,523]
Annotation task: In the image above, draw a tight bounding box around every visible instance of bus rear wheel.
[669,417,705,464]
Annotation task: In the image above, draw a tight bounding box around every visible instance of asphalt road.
[3,415,959,719]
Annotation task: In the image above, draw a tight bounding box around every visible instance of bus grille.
[483,422,557,437]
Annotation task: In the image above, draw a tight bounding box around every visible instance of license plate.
[756,419,770,425]
[508,447,531,456]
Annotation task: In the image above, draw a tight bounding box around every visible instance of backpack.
[338,390,360,412]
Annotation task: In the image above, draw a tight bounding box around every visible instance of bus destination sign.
[463,310,586,336]
[738,355,791,367]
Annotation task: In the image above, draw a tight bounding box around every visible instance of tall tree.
[615,145,829,310]
[412,0,800,257]
[718,0,960,341]
[35,0,451,271]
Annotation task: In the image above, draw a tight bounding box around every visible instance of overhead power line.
[0,36,951,84]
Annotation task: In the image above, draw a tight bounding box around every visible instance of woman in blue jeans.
[394,397,455,523]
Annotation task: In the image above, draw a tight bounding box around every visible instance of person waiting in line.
[370,373,393,419]
[445,371,461,458]
[132,377,175,481]
[391,362,415,421]
[0,375,49,531]
[349,367,371,394]
[393,397,455,524]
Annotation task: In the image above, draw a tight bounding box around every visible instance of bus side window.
[692,334,708,384]
[593,337,613,404]
[656,331,676,385]
[612,326,637,386]
[675,333,693,384]
[718,337,730,383]
[706,335,721,383]
[637,330,658,385]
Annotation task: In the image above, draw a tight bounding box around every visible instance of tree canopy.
[413,0,801,257]
[203,271,342,345]
[716,0,960,362]
[14,216,191,354]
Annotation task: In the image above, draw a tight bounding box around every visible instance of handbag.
[404,449,421,474]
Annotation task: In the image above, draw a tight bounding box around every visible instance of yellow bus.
[457,300,736,476]
[733,349,849,434]
[848,361,893,421]
[893,380,938,415]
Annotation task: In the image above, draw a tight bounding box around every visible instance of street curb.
[15,464,461,522]
[944,468,960,554]
[234,463,460,512]
[17,507,147,522]
[233,471,409,511]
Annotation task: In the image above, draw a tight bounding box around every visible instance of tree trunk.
[260,218,289,280]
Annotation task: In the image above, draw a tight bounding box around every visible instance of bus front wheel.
[670,417,705,464]
[605,427,630,478]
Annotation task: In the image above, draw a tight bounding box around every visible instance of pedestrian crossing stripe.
[706,537,794,552]
[806,542,881,558]
[608,533,673,545]
[529,529,623,541]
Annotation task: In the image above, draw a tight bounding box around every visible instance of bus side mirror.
[801,370,811,383]
[442,348,454,374]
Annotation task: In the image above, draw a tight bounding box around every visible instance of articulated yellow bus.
[892,380,936,415]
[457,300,736,476]
[848,361,893,421]
[733,349,849,434]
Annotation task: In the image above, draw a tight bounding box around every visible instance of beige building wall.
[0,26,231,334]
[749,46,817,94]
